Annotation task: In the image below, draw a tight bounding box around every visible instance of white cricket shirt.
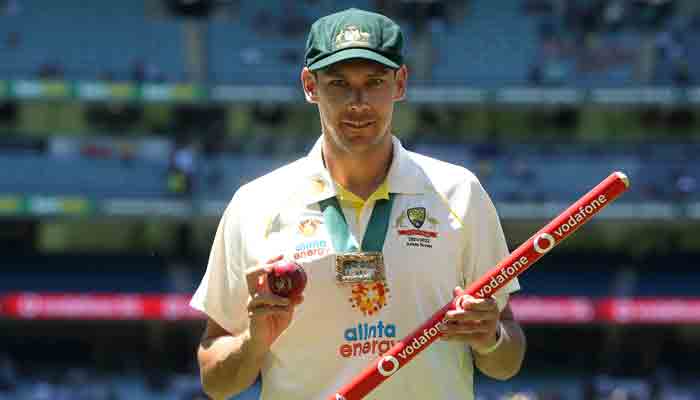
[191,136,519,400]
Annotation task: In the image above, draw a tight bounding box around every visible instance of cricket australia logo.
[407,207,426,229]
[335,25,371,49]
[395,207,439,248]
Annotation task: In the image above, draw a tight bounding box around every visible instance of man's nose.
[348,89,370,110]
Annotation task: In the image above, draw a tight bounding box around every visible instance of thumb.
[453,287,468,310]
[245,255,284,296]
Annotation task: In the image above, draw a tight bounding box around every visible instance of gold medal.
[335,252,386,285]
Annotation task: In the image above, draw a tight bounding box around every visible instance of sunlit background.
[0,0,699,399]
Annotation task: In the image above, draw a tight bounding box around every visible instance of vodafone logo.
[533,233,555,254]
[376,355,399,377]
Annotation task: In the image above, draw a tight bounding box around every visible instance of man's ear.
[393,65,408,101]
[301,67,320,104]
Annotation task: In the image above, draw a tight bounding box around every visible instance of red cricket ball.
[267,260,307,298]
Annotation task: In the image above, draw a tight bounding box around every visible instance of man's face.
[302,59,407,156]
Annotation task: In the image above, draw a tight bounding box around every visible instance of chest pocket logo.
[298,218,322,237]
[407,207,426,229]
[395,206,440,248]
[292,217,329,261]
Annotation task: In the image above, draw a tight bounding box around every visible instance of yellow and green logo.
[406,207,426,229]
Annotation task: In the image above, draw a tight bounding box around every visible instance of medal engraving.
[335,252,386,284]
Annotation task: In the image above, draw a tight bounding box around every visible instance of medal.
[335,251,386,284]
[319,194,395,285]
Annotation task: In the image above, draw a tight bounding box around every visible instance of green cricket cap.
[304,8,404,72]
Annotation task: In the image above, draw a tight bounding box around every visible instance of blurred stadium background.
[0,0,699,399]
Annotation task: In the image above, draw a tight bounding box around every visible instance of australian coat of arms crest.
[335,25,371,49]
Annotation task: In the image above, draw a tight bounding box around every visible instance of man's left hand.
[440,287,500,353]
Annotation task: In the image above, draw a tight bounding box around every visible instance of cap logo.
[335,25,371,49]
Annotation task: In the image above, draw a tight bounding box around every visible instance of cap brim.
[308,48,400,71]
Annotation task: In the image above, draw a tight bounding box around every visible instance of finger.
[248,301,292,315]
[265,255,285,264]
[441,324,491,337]
[441,332,464,341]
[449,324,491,335]
[442,318,494,331]
[290,294,305,306]
[459,296,498,311]
[461,295,495,306]
[445,309,494,320]
[445,309,498,322]
[248,293,291,310]
[441,332,488,341]
[249,306,293,320]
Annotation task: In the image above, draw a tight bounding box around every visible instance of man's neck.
[322,136,393,200]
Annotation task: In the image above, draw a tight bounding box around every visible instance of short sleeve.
[190,194,251,334]
[462,180,520,311]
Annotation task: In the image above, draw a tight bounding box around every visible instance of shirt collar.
[336,179,390,205]
[300,135,427,206]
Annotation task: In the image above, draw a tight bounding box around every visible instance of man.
[191,8,525,400]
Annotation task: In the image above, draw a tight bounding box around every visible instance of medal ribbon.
[319,194,395,253]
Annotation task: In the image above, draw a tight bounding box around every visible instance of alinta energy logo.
[297,218,322,237]
[394,206,440,248]
[348,281,390,316]
[293,218,328,261]
[293,239,328,261]
[339,320,397,359]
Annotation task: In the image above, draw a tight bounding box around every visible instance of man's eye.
[369,78,385,87]
[329,80,347,87]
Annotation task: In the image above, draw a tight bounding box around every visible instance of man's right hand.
[245,255,304,356]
